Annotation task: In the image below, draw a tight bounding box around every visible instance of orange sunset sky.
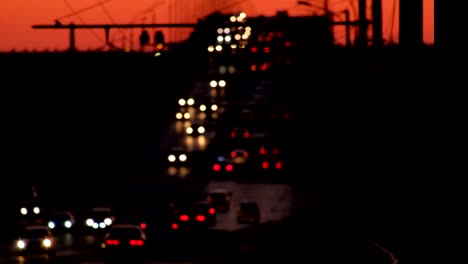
[0,0,433,51]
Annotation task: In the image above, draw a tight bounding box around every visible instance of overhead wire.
[95,0,127,45]
[56,0,113,21]
[62,0,104,43]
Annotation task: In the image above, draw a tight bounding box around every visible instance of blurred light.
[196,215,206,221]
[228,66,235,74]
[225,35,232,42]
[226,164,233,171]
[215,45,222,51]
[179,167,190,178]
[213,164,221,171]
[209,208,215,214]
[260,147,266,155]
[208,45,214,52]
[262,161,269,169]
[218,80,226,87]
[17,240,25,249]
[251,46,257,52]
[224,28,230,34]
[43,239,51,247]
[93,223,99,229]
[217,35,223,42]
[234,34,241,40]
[178,99,186,106]
[273,148,279,154]
[211,104,218,111]
[179,154,187,162]
[64,220,72,228]
[197,126,205,134]
[140,223,147,229]
[239,12,246,19]
[33,207,40,214]
[245,26,251,32]
[275,162,282,169]
[168,155,176,162]
[99,222,106,228]
[86,219,93,226]
[199,112,206,120]
[172,223,178,229]
[187,98,195,105]
[167,166,177,176]
[104,218,112,225]
[48,222,55,229]
[237,16,243,22]
[264,47,270,53]
[230,44,237,49]
[219,66,227,74]
[217,28,223,34]
[242,34,248,40]
[186,127,193,134]
[184,112,191,119]
[200,104,207,111]
[243,131,250,138]
[231,151,236,158]
[230,16,236,22]
[176,112,183,119]
[154,52,161,57]
[180,215,189,221]
[209,80,217,87]
[20,208,27,215]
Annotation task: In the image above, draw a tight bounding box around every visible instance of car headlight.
[179,154,187,162]
[64,220,72,228]
[176,112,183,119]
[168,154,176,162]
[17,240,25,249]
[48,221,55,229]
[211,104,218,111]
[33,207,40,214]
[198,126,205,134]
[186,127,193,134]
[20,208,27,215]
[42,239,51,247]
[86,218,94,226]
[200,104,207,111]
[183,112,191,119]
[104,218,112,226]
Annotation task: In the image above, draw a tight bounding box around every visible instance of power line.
[62,0,104,43]
[95,0,127,43]
[56,0,113,20]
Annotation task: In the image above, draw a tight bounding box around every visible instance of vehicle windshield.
[22,228,49,238]
[108,228,141,239]
[51,213,70,221]
[240,203,258,211]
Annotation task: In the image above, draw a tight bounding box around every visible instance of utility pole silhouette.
[372,0,383,48]
[399,0,423,47]
[356,0,368,47]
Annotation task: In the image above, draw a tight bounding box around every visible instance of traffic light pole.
[32,23,198,52]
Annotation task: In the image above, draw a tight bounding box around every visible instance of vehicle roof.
[92,207,111,212]
[24,225,49,231]
[111,224,140,229]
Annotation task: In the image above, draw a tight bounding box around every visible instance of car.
[185,121,206,136]
[15,225,56,257]
[237,202,260,224]
[85,207,115,230]
[166,146,189,167]
[259,156,284,172]
[175,108,192,120]
[101,224,147,257]
[47,211,75,232]
[170,205,211,233]
[212,155,234,176]
[230,148,249,164]
[198,102,221,121]
[207,190,231,212]
[193,201,216,226]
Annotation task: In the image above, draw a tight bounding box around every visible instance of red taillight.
[231,132,236,138]
[269,32,275,37]
[265,36,271,42]
[208,208,215,214]
[243,151,248,158]
[226,164,233,172]
[262,161,269,169]
[275,162,282,169]
[285,41,291,47]
[283,113,290,119]
[243,132,249,138]
[171,223,178,229]
[251,47,257,52]
[273,148,279,155]
[129,240,144,246]
[261,63,269,71]
[196,215,206,221]
[251,65,257,71]
[106,239,119,245]
[260,147,266,155]
[213,164,221,171]
[180,214,189,221]
[264,47,270,53]
[277,32,283,37]
[140,223,146,229]
[231,151,236,158]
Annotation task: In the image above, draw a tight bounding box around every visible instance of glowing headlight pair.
[176,112,190,119]
[199,104,218,112]
[168,154,187,162]
[178,98,194,106]
[16,239,51,249]
[20,207,40,215]
[86,217,112,229]
[48,220,72,229]
[209,80,226,88]
[186,126,205,134]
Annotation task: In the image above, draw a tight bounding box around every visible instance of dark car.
[15,225,56,257]
[101,224,147,258]
[207,191,231,212]
[48,211,75,232]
